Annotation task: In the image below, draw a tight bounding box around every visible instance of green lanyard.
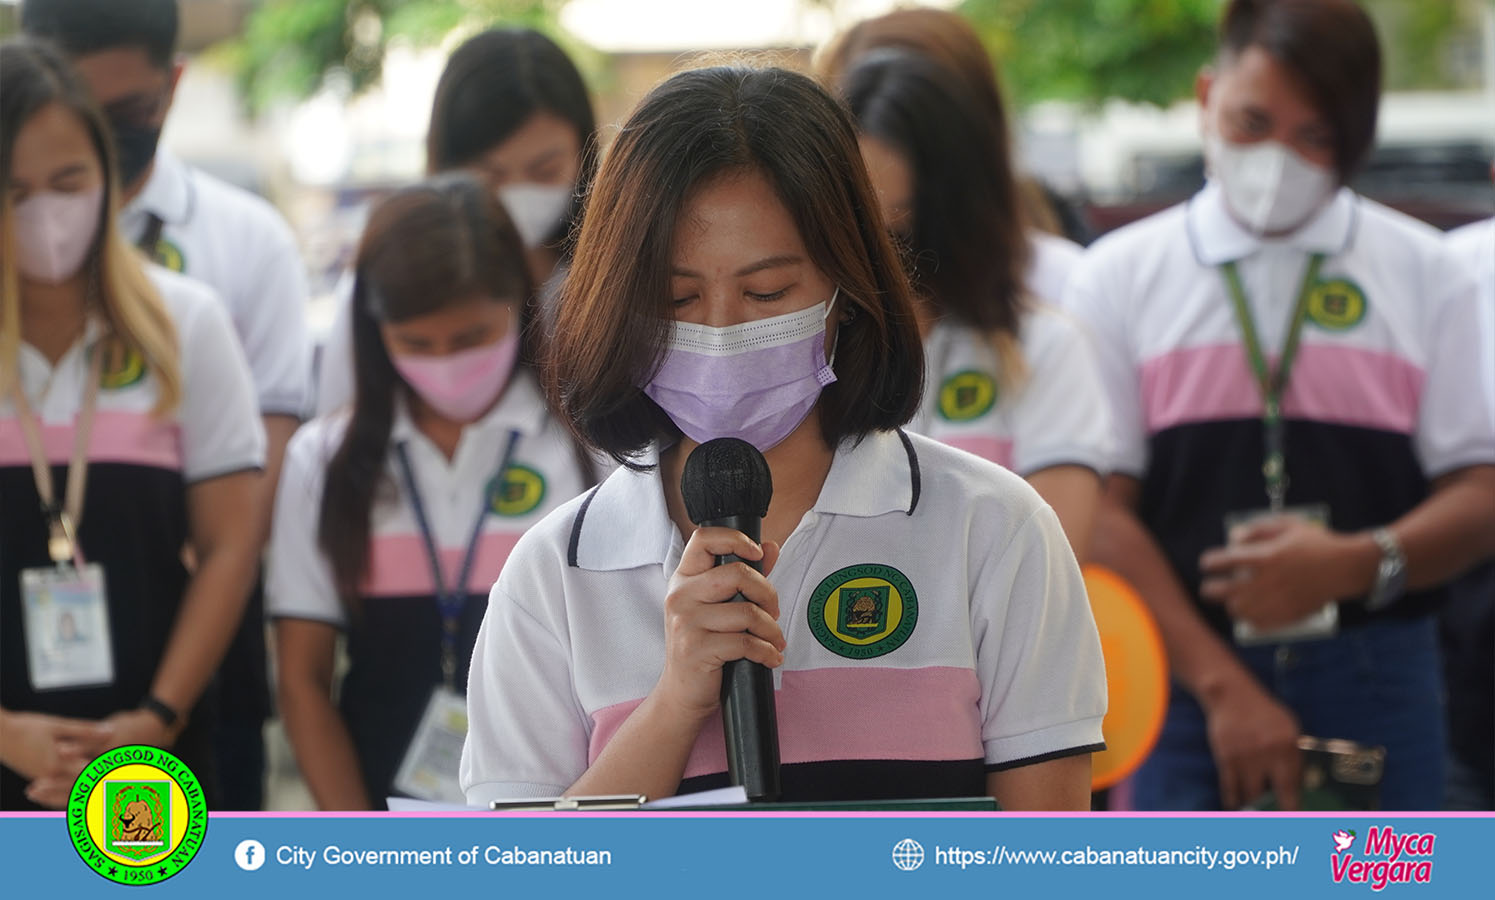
[1218,252,1325,511]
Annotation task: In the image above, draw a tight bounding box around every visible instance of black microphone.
[681,437,781,802]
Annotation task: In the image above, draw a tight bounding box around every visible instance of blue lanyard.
[393,428,521,690]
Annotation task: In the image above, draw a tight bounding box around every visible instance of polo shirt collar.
[571,428,921,572]
[1187,179,1358,266]
[123,148,192,227]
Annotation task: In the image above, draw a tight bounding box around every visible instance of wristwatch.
[1365,528,1406,612]
[140,694,180,730]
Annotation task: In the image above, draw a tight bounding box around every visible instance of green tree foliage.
[959,0,1221,108]
[222,0,567,113]
[958,0,1486,108]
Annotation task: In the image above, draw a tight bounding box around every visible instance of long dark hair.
[426,27,598,252]
[841,50,1029,381]
[319,174,533,602]
[546,66,923,464]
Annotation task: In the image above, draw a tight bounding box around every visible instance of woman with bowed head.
[840,50,1113,562]
[315,27,598,415]
[0,38,264,809]
[460,66,1107,811]
[270,175,597,809]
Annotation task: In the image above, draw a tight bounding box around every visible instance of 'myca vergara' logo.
[1329,825,1434,891]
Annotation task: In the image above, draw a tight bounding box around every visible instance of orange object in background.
[1083,565,1169,792]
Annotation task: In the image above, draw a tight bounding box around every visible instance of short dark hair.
[842,50,1028,339]
[323,173,535,603]
[21,0,178,68]
[1219,0,1381,179]
[427,28,598,249]
[547,66,924,464]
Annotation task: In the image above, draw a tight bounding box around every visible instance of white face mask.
[1204,135,1336,236]
[497,182,573,249]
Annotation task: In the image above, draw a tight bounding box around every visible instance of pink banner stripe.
[589,666,983,777]
[0,409,181,471]
[362,531,522,598]
[1140,343,1423,435]
[938,435,1014,470]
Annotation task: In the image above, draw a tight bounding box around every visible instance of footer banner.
[1,810,1489,898]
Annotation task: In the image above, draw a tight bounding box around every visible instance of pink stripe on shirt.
[1140,343,1422,435]
[588,666,984,777]
[362,531,522,598]
[937,435,1015,471]
[0,410,181,471]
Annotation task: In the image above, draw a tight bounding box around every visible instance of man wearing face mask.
[21,0,311,811]
[1066,0,1495,811]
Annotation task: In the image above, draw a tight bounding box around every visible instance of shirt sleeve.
[460,550,592,804]
[230,204,312,418]
[174,277,267,482]
[973,503,1108,769]
[1063,251,1148,477]
[1415,240,1495,476]
[314,274,356,418]
[1009,308,1115,477]
[264,423,346,628]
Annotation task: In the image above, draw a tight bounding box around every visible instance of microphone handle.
[703,513,782,803]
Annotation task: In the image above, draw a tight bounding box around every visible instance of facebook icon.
[235,839,266,871]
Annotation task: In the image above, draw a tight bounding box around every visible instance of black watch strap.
[140,694,179,728]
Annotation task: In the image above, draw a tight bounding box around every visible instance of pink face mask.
[392,332,520,423]
[12,187,103,284]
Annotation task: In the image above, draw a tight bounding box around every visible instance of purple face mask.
[643,290,840,451]
[12,187,103,284]
[393,332,520,423]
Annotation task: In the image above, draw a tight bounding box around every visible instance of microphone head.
[681,438,773,524]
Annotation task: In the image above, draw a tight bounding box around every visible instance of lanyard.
[11,346,104,568]
[137,213,166,264]
[1218,253,1325,511]
[393,428,521,690]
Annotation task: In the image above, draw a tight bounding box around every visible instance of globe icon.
[891,838,924,871]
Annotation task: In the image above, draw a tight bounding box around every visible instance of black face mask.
[108,117,162,189]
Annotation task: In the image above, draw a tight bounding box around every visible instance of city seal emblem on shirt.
[807,563,919,659]
[937,370,998,422]
[1306,277,1368,331]
[489,464,546,517]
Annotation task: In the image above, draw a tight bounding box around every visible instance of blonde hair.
[0,40,180,415]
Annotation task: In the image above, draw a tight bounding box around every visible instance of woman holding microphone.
[460,66,1107,810]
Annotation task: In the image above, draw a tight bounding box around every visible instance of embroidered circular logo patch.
[1306,278,1366,331]
[68,745,207,886]
[807,563,919,659]
[937,370,997,422]
[99,347,147,390]
[489,464,546,517]
[149,238,186,274]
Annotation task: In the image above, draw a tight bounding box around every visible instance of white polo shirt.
[910,305,1113,476]
[1,266,263,780]
[460,428,1107,804]
[1026,229,1084,306]
[1445,218,1494,430]
[1065,181,1495,632]
[266,365,596,800]
[121,148,310,417]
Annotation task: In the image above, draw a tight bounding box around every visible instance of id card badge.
[20,563,115,690]
[393,686,469,805]
[1224,504,1339,646]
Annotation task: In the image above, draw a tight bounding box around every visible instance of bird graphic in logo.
[1332,830,1356,853]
